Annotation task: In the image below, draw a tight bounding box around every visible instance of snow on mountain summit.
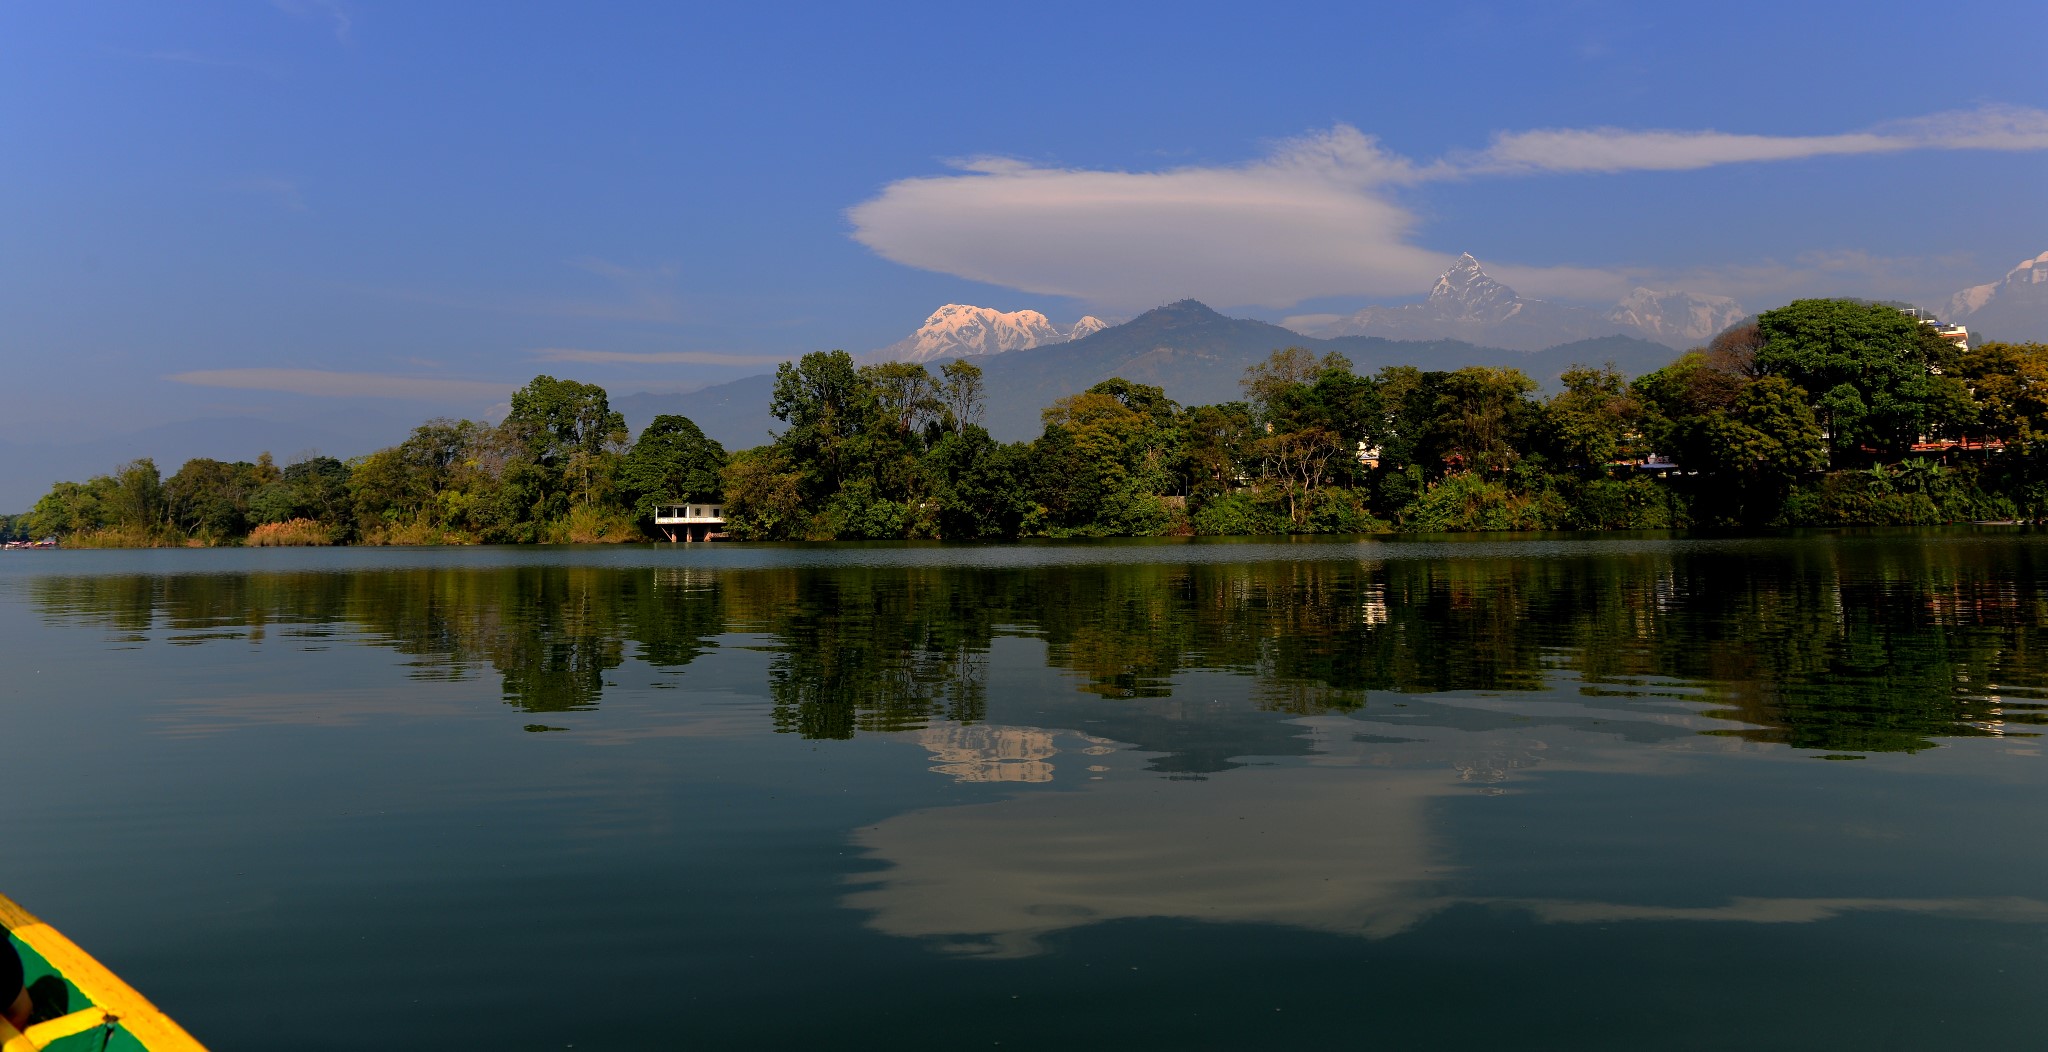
[1945,250,2048,342]
[1607,288,1746,344]
[872,304,1109,363]
[1426,253,1523,321]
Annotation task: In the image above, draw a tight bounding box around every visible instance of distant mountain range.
[621,297,1679,448]
[1298,254,1747,351]
[1946,250,2048,343]
[868,304,1108,363]
[27,252,2040,512]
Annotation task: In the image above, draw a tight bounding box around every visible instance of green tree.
[165,458,265,539]
[921,426,1028,540]
[937,359,987,434]
[1544,364,1643,475]
[862,361,941,435]
[620,415,727,522]
[1753,299,1973,461]
[25,477,115,537]
[106,458,167,531]
[501,376,627,520]
[1183,402,1257,491]
[720,445,805,539]
[1957,342,2048,516]
[771,351,871,499]
[1427,367,1541,475]
[1031,378,1182,535]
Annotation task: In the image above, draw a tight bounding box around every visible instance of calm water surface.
[2,532,2044,1049]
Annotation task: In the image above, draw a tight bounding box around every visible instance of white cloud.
[531,348,789,367]
[1466,104,2048,174]
[848,106,2048,311]
[169,369,511,401]
[848,126,1455,309]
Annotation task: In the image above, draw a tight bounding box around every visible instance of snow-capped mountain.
[1946,251,2048,342]
[1296,254,1742,351]
[872,304,1109,363]
[1066,315,1109,341]
[1606,288,1748,345]
[1426,253,1524,321]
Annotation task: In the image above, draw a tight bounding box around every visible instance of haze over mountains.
[1946,251,2048,343]
[622,250,2048,451]
[11,251,2047,513]
[618,298,1679,449]
[1295,254,1747,351]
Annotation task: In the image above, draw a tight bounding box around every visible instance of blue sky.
[2,1,2044,465]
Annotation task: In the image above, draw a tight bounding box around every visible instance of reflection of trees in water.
[29,566,720,714]
[742,569,994,739]
[27,538,2048,750]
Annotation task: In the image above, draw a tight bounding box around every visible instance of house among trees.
[1899,306,1971,352]
[654,503,726,542]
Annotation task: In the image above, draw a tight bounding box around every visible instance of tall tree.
[621,415,728,521]
[106,458,166,531]
[166,458,271,539]
[1544,364,1643,475]
[771,351,871,497]
[1753,299,1972,461]
[938,359,986,434]
[862,361,940,435]
[502,376,627,518]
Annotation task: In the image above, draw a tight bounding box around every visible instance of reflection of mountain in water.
[27,536,2048,759]
[915,724,1120,784]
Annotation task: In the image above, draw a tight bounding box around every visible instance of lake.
[2,532,2044,1049]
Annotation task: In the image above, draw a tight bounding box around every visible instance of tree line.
[19,298,2048,545]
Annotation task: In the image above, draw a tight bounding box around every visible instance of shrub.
[63,525,186,548]
[546,505,643,544]
[1566,477,1684,530]
[360,519,473,546]
[816,478,910,540]
[1781,466,2002,526]
[1191,490,1284,536]
[246,518,333,546]
[1302,488,1390,534]
[1409,472,1568,533]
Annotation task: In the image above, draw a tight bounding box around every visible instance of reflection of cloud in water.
[1500,896,2048,925]
[847,763,1451,957]
[851,713,2048,958]
[915,724,1118,784]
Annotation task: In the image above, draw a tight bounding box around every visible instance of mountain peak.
[1067,316,1108,341]
[1135,299,1232,324]
[1607,288,1746,343]
[1945,249,2048,340]
[873,304,1110,363]
[1428,254,1519,316]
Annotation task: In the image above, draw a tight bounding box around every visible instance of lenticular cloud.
[847,106,2048,311]
[847,126,1453,309]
